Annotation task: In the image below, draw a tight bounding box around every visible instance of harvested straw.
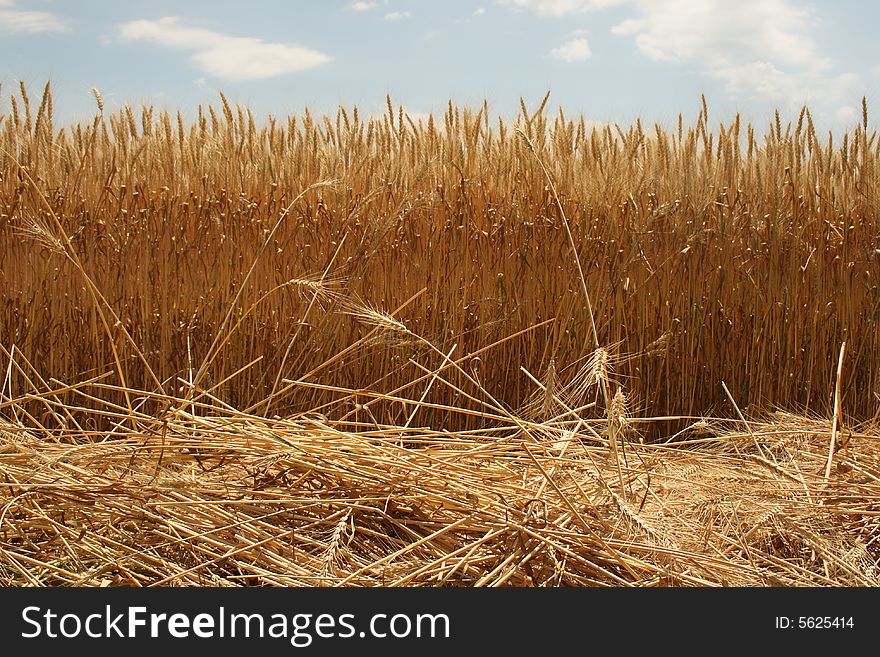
[0,380,877,586]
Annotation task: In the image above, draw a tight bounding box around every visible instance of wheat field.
[0,83,878,586]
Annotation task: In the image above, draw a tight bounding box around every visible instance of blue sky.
[1,0,877,131]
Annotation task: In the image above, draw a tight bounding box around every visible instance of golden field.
[0,83,878,586]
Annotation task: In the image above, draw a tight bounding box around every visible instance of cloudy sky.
[1,0,876,131]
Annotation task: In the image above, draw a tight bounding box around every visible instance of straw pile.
[1,380,877,586]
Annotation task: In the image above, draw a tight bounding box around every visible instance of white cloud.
[350,1,378,10]
[611,18,643,35]
[495,0,626,16]
[835,105,858,126]
[0,0,68,34]
[117,17,332,81]
[550,37,591,62]
[500,0,863,124]
[613,0,857,111]
[474,7,487,16]
[623,1,826,70]
[384,11,411,21]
